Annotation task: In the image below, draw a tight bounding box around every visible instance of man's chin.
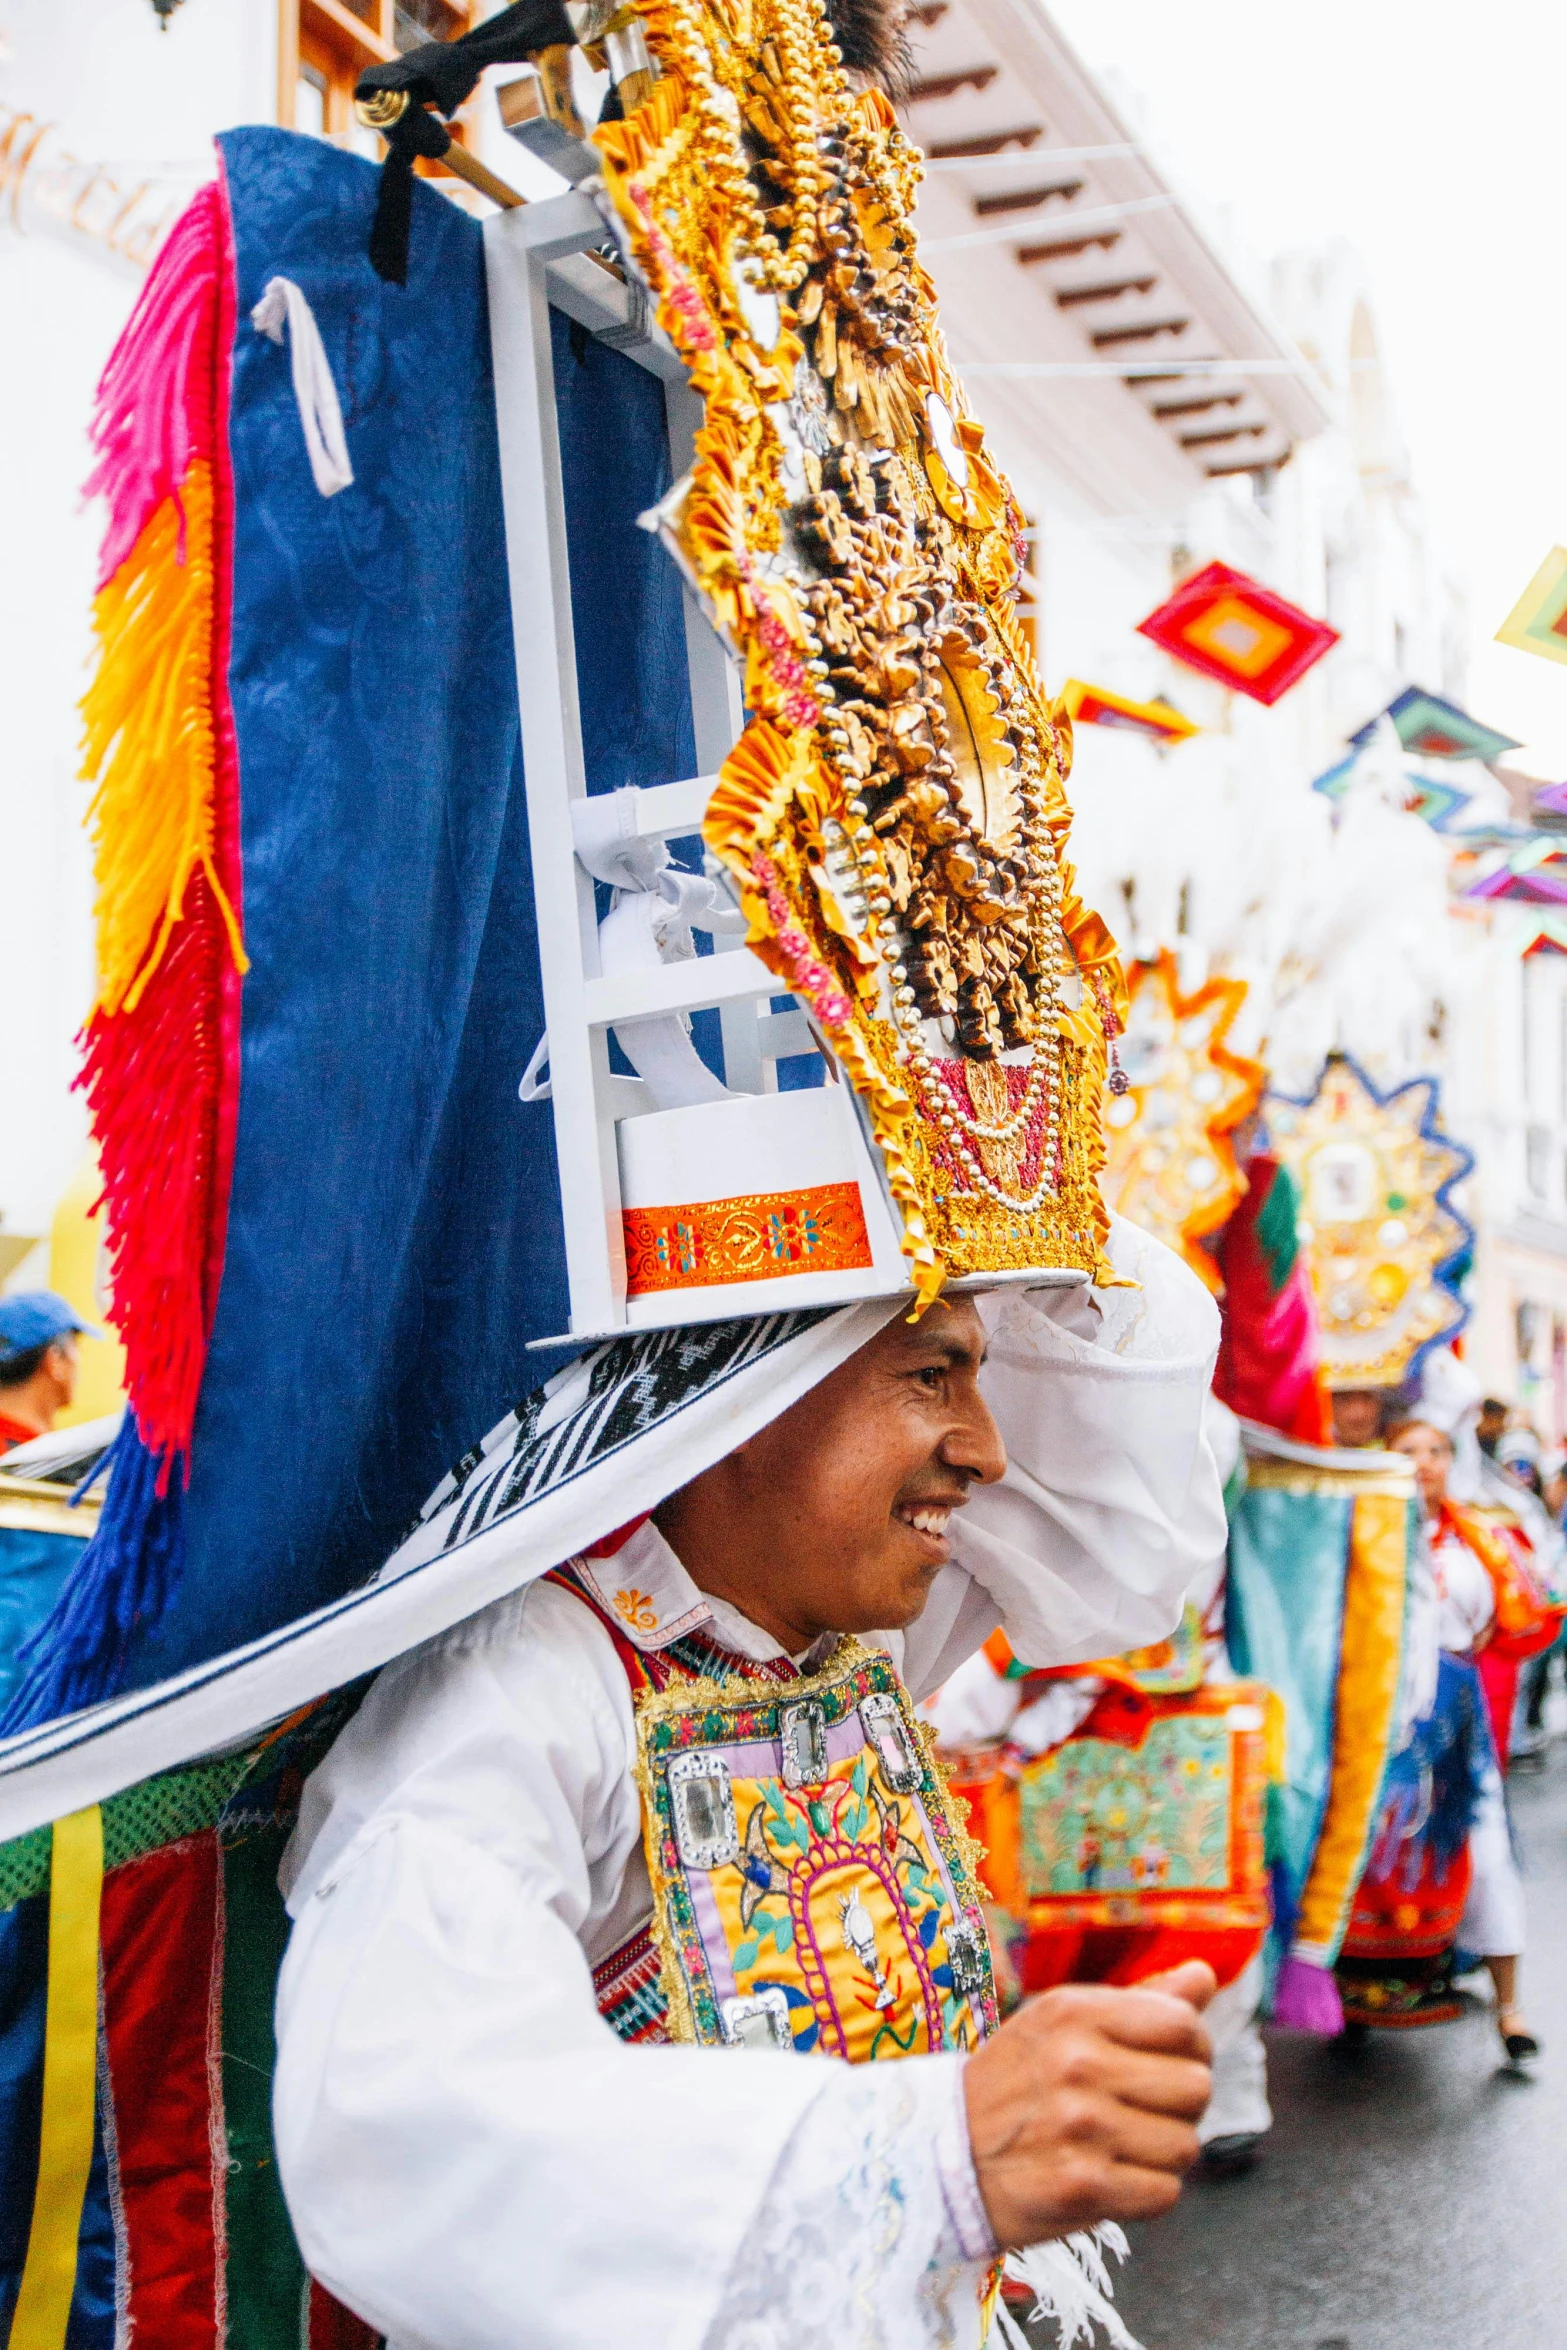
[819,1549,946,1638]
[881,1540,949,1625]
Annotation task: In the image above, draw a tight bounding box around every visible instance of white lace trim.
[702,2055,993,2350]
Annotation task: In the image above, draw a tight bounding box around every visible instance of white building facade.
[906,0,1556,1428]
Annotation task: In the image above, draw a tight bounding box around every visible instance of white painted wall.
[0,0,273,1237]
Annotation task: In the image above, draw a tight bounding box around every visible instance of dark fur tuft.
[823,0,916,97]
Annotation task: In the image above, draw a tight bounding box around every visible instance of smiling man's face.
[654,1298,1007,1654]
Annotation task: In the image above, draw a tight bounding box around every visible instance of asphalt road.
[1098,1746,1567,2350]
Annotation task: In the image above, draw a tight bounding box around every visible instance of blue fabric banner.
[1226,1484,1353,1917]
[121,131,695,1687]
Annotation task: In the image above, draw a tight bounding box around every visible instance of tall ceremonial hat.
[1265,1054,1473,1391]
[472,0,1125,1335]
[0,0,1128,1815]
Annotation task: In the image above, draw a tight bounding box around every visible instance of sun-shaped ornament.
[1265,1055,1474,1388]
[1098,955,1265,1291]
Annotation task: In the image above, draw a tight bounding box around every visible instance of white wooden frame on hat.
[484,194,1083,1341]
[487,192,873,1338]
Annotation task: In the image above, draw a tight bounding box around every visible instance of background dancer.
[1340,1415,1561,2057]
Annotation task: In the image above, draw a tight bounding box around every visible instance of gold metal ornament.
[592,0,1125,1300]
[1267,1056,1473,1389]
[355,88,412,131]
[1099,955,1266,1292]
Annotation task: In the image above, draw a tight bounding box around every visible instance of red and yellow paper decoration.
[1059,680,1198,748]
[1099,954,1266,1292]
[1137,560,1338,707]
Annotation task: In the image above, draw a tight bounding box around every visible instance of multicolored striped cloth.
[0,1697,376,2349]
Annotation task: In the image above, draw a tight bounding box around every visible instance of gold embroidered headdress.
[1099,955,1265,1292]
[1266,1055,1473,1389]
[586,0,1124,1307]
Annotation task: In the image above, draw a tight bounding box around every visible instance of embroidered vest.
[556,1567,998,2061]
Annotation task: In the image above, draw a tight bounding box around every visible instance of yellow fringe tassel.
[1294,1490,1412,1957]
[82,460,247,1019]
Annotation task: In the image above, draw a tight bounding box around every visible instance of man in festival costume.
[1252,1064,1556,2043]
[276,1271,1224,2348]
[1333,1362,1562,2050]
[0,0,1234,2337]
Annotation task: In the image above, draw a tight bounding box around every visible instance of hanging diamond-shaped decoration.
[150,0,188,25]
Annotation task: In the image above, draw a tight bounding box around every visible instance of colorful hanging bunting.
[1310,748,1470,831]
[1099,954,1266,1293]
[1521,919,1567,958]
[1266,1055,1473,1390]
[1463,838,1567,906]
[1310,753,1358,803]
[1405,774,1473,831]
[1495,547,1567,670]
[1059,679,1198,746]
[1136,559,1339,706]
[1351,687,1519,764]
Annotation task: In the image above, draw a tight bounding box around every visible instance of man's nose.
[943,1395,1007,1486]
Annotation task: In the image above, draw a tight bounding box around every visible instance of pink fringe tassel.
[77,166,243,1480]
[84,180,224,586]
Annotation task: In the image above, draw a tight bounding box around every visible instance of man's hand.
[963,1962,1216,2247]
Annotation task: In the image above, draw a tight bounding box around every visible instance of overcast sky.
[1047,0,1567,779]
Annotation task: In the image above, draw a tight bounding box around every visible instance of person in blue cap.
[0,1291,99,1453]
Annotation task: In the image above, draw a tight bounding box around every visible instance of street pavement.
[1098,1747,1567,2350]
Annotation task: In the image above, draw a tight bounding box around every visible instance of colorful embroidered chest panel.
[1004,1685,1275,1936]
[632,1636,997,2058]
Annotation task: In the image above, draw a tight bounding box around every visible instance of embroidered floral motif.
[1013,1686,1273,1934]
[622,1181,872,1296]
[613,1587,660,1634]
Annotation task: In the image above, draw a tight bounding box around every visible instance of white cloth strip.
[251,274,355,497]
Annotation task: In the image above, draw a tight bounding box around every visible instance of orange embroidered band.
[623,1181,873,1295]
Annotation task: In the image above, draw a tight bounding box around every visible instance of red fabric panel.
[1477,1647,1520,1770]
[307,2277,381,2350]
[101,1834,224,2350]
[1019,1924,1264,1997]
[1212,1157,1333,1443]
[1340,1841,1472,1962]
